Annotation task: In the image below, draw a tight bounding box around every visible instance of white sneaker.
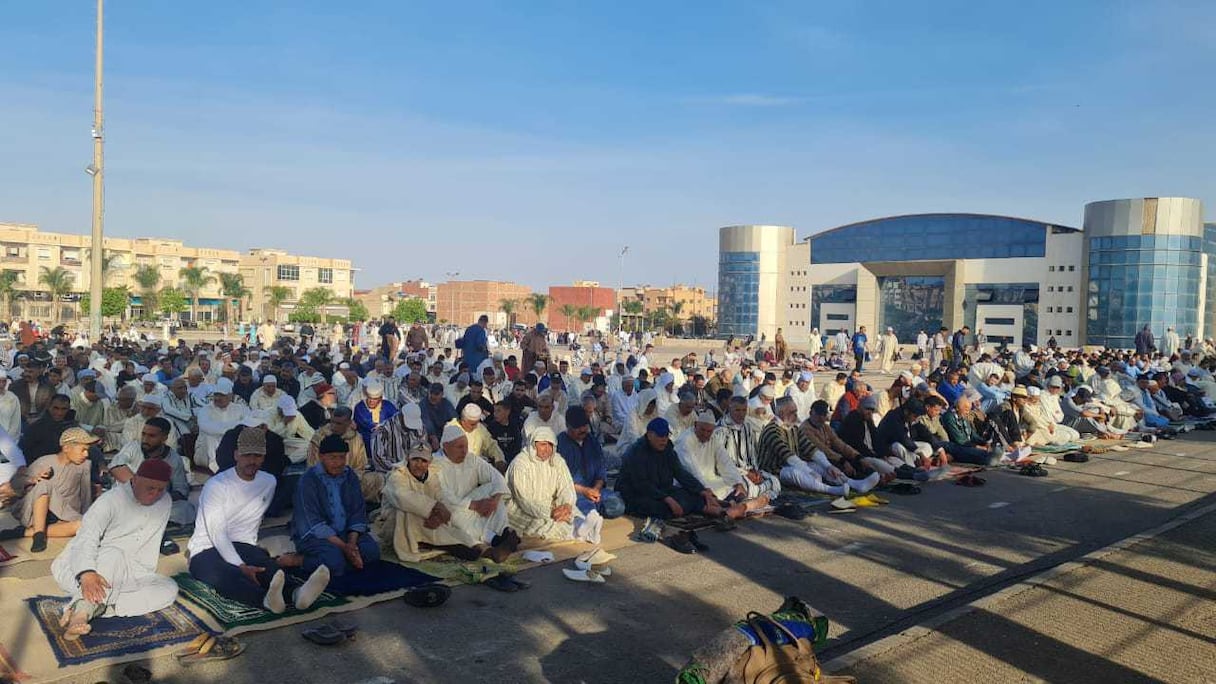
[849,472,881,494]
[562,568,606,583]
[292,565,331,611]
[262,569,287,614]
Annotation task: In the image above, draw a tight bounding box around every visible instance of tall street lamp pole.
[87,0,105,339]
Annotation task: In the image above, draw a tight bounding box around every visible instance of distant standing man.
[458,315,491,373]
[878,327,899,374]
[378,317,401,363]
[405,322,429,354]
[851,326,869,373]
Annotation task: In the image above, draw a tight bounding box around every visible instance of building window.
[1068,265,1075,272]
[1066,330,1072,336]
[1048,265,1055,272]
[277,265,300,281]
[1066,306,1073,313]
[984,317,1016,326]
[1066,285,1073,292]
[318,268,333,284]
[1047,286,1054,292]
[37,247,51,260]
[1045,306,1052,313]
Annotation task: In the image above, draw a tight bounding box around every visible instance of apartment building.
[354,280,437,319]
[618,284,717,327]
[0,222,354,323]
[435,280,537,328]
[238,249,355,321]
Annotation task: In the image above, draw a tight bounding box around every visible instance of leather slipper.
[403,583,452,608]
[482,575,519,592]
[301,624,345,646]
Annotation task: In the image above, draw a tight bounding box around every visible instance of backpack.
[727,612,856,684]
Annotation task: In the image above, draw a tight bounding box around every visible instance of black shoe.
[483,574,519,592]
[687,531,710,552]
[0,526,23,541]
[31,531,47,553]
[774,503,807,520]
[664,532,697,554]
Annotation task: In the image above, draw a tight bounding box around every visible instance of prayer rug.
[323,561,439,597]
[25,596,209,667]
[172,573,348,631]
[394,557,526,586]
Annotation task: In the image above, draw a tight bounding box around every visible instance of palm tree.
[624,300,644,332]
[498,298,518,327]
[264,285,292,322]
[577,305,599,331]
[219,273,251,324]
[178,266,217,324]
[559,303,578,330]
[38,266,75,323]
[131,265,162,320]
[299,287,335,321]
[83,248,126,285]
[528,293,549,324]
[0,271,19,320]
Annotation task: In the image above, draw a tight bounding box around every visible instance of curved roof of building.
[807,213,1079,265]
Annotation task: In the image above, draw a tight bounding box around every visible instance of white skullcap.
[339,362,351,370]
[1027,386,1041,397]
[363,381,383,398]
[658,372,675,388]
[262,374,277,385]
[214,378,234,394]
[441,423,467,445]
[139,394,163,408]
[277,394,298,417]
[799,371,813,382]
[461,403,483,421]
[759,385,776,399]
[694,410,717,425]
[142,373,158,384]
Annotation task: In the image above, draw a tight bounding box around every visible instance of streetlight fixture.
[617,246,628,332]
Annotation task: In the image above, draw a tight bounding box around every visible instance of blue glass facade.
[1205,224,1216,339]
[962,283,1039,346]
[877,276,944,341]
[1086,235,1203,348]
[810,214,1055,264]
[718,251,760,337]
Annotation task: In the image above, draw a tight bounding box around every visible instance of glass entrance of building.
[877,276,944,341]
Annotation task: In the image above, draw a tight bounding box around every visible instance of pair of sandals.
[483,573,531,593]
[301,620,359,646]
[665,530,708,555]
[955,474,986,487]
[1020,463,1049,477]
[176,633,245,664]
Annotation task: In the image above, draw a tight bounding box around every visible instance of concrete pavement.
[48,422,1215,683]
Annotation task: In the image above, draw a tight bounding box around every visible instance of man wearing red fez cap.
[49,448,178,639]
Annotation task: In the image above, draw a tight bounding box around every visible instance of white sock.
[263,569,286,614]
[292,565,331,611]
[848,472,881,494]
[824,483,848,497]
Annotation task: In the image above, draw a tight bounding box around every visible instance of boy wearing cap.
[1,427,99,551]
[51,458,179,637]
[291,434,381,588]
[189,427,331,613]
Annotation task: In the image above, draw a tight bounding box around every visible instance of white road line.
[988,502,1010,509]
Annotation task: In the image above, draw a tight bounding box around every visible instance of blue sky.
[1,1,1213,291]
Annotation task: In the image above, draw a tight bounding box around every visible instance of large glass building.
[802,214,1081,347]
[717,225,796,340]
[1082,198,1211,348]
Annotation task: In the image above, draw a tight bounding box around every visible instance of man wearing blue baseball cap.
[615,417,721,520]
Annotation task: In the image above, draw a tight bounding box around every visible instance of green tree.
[264,285,292,321]
[38,266,75,323]
[577,305,599,330]
[559,303,578,330]
[132,264,162,319]
[624,300,644,332]
[0,271,19,320]
[80,287,130,319]
[158,287,188,316]
[291,287,335,323]
[178,265,216,323]
[344,297,369,322]
[528,293,549,323]
[392,297,429,323]
[498,298,517,326]
[219,273,251,324]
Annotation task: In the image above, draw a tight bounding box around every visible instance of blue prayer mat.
[320,560,440,596]
[26,596,210,667]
